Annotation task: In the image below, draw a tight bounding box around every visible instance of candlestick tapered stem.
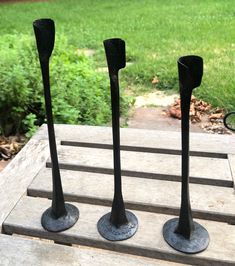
[109,73,128,227]
[39,59,66,218]
[175,90,194,239]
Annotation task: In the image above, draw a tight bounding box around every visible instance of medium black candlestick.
[97,38,138,241]
[33,18,79,232]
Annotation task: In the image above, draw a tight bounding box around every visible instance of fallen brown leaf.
[151,76,159,84]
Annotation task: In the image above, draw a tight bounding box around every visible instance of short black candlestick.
[97,38,138,241]
[33,18,79,232]
[163,55,210,253]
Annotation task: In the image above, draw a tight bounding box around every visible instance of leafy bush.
[0,34,129,136]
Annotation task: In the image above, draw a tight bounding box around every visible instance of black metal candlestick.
[163,55,210,253]
[33,19,79,232]
[97,38,138,241]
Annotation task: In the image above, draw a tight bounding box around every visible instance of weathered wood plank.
[28,168,235,223]
[0,138,49,230]
[33,124,235,155]
[0,234,181,266]
[3,196,235,266]
[48,146,232,187]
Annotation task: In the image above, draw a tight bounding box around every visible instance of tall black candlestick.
[33,18,79,232]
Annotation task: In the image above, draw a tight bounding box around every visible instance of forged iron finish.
[163,218,209,254]
[41,203,79,232]
[97,38,138,241]
[224,111,235,131]
[97,211,138,241]
[163,55,209,253]
[33,18,79,232]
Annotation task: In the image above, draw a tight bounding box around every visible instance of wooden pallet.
[1,124,235,265]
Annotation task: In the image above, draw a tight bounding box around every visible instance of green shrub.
[0,34,128,136]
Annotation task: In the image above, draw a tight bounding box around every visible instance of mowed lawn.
[0,0,234,110]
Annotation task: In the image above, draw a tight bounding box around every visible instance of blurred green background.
[0,0,234,135]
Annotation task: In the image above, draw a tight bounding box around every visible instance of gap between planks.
[61,141,228,159]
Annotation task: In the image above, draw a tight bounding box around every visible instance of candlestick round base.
[163,218,209,254]
[97,210,138,241]
[41,203,79,232]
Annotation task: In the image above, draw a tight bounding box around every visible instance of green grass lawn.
[0,0,234,111]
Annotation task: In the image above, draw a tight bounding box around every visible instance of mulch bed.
[167,95,230,134]
[0,136,26,161]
